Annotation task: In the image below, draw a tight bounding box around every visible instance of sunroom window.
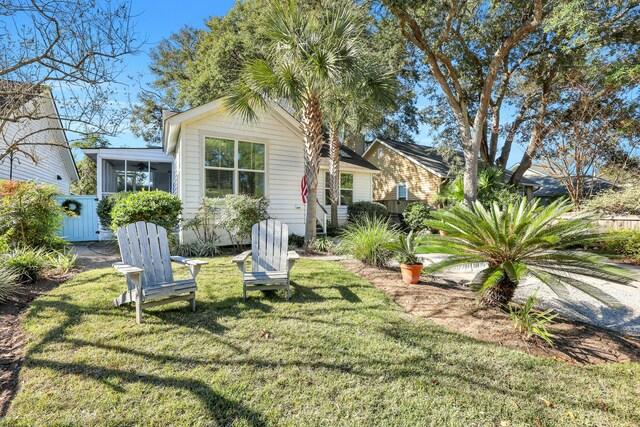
[204,137,265,198]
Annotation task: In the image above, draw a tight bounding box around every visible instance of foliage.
[288,233,305,249]
[582,185,640,216]
[417,198,631,307]
[213,195,270,250]
[97,192,131,230]
[0,267,20,302]
[591,230,640,261]
[338,216,397,267]
[71,135,110,195]
[439,167,523,208]
[2,247,48,284]
[0,180,63,250]
[347,201,389,223]
[309,235,334,253]
[385,230,421,265]
[170,241,220,258]
[402,202,431,231]
[110,191,182,233]
[46,249,78,275]
[183,199,220,245]
[508,291,558,346]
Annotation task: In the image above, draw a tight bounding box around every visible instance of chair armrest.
[287,251,300,261]
[232,250,252,264]
[113,262,144,275]
[170,256,209,266]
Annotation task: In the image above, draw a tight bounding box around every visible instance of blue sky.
[111,0,525,164]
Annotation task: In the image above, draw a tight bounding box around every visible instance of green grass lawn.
[3,258,639,426]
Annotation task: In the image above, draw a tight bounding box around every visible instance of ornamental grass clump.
[338,216,397,267]
[417,198,632,307]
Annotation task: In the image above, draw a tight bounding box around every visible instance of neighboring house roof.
[319,143,379,173]
[510,163,617,197]
[365,137,537,187]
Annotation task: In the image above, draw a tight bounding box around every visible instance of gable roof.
[365,137,538,188]
[510,163,618,197]
[319,143,378,172]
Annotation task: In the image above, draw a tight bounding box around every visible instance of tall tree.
[1,0,138,160]
[381,0,544,206]
[226,0,373,245]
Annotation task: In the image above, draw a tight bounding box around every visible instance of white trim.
[396,183,408,201]
[363,138,449,178]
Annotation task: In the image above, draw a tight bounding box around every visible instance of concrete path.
[419,254,640,337]
[72,242,121,270]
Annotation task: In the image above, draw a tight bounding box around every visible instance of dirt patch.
[342,259,640,365]
[0,272,76,416]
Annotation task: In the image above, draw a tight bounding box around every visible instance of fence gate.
[55,195,99,242]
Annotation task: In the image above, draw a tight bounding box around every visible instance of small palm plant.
[386,230,424,284]
[417,198,632,307]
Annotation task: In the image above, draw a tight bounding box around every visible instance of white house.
[162,98,379,243]
[0,86,79,193]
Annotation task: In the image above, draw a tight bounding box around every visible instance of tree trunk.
[328,122,340,227]
[481,277,518,307]
[300,94,324,248]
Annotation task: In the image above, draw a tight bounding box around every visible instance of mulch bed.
[341,259,640,365]
[0,273,75,417]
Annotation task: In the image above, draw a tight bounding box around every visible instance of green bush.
[212,195,270,249]
[111,191,182,232]
[347,201,388,223]
[309,235,334,253]
[171,241,220,258]
[337,216,397,267]
[599,230,640,260]
[183,199,220,245]
[289,233,305,249]
[582,185,640,215]
[0,180,63,249]
[2,247,48,284]
[402,202,431,231]
[438,167,523,208]
[46,249,78,275]
[0,267,20,302]
[97,192,131,229]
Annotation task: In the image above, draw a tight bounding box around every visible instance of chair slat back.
[251,219,288,272]
[116,221,174,288]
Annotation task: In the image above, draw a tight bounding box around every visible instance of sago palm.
[225,0,367,246]
[417,198,632,307]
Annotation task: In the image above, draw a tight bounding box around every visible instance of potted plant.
[386,230,423,284]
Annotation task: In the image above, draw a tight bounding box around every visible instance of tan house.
[363,137,537,215]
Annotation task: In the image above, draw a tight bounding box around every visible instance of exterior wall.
[0,114,74,194]
[364,141,443,205]
[176,107,376,243]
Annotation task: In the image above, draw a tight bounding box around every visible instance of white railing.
[316,198,328,235]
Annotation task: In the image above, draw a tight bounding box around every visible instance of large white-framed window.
[204,136,265,198]
[397,183,408,200]
[325,172,353,206]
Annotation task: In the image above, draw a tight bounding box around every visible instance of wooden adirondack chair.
[232,219,299,300]
[112,221,208,324]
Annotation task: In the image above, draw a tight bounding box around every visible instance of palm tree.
[417,198,632,307]
[225,0,367,246]
[325,65,397,226]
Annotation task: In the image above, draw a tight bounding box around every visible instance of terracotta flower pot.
[400,263,423,284]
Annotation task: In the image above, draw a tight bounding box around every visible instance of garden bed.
[341,259,640,365]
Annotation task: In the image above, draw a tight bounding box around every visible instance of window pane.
[238,141,265,171]
[239,171,265,197]
[205,137,234,168]
[340,190,353,206]
[341,173,353,189]
[398,184,407,200]
[205,169,234,198]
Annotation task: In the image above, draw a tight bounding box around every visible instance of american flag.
[301,176,308,204]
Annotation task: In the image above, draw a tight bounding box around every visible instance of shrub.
[402,202,431,231]
[213,195,270,249]
[183,199,220,245]
[508,291,557,345]
[289,233,305,249]
[2,247,48,283]
[309,235,334,253]
[599,230,640,260]
[347,201,388,223]
[171,241,220,258]
[0,180,63,249]
[0,267,20,302]
[418,198,631,307]
[438,167,523,208]
[46,249,78,275]
[97,192,131,229]
[337,216,397,267]
[582,185,640,215]
[110,191,182,232]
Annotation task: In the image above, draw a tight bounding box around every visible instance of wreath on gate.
[61,198,82,217]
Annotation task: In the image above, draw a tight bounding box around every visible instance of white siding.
[319,169,373,225]
[0,116,74,194]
